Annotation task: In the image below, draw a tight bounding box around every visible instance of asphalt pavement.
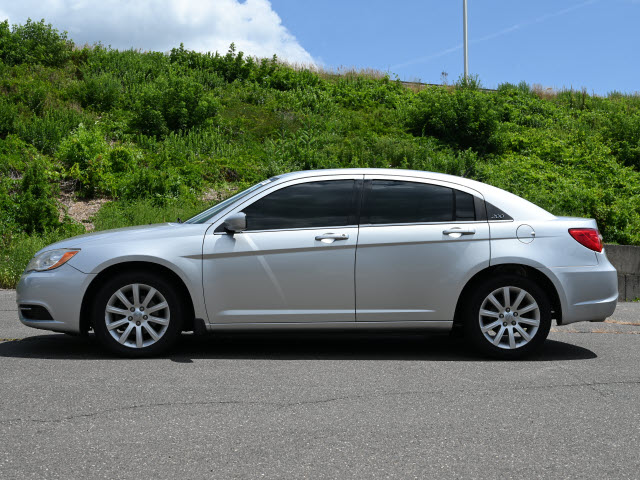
[1,289,640,479]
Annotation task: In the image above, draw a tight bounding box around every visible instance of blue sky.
[271,0,639,95]
[2,0,638,95]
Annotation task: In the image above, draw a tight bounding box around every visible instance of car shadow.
[0,331,597,362]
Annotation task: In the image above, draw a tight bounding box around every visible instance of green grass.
[92,198,212,231]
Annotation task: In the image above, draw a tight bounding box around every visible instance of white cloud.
[0,0,315,64]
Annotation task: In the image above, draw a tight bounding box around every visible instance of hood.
[40,223,208,252]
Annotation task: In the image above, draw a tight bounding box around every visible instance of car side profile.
[17,169,618,358]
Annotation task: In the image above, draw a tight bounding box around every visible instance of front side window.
[242,180,356,231]
[363,180,476,225]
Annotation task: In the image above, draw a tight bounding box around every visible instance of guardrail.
[399,80,498,93]
[605,244,640,301]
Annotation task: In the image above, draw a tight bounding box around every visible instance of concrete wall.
[605,244,640,301]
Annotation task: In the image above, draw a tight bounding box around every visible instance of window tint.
[363,180,476,224]
[455,189,476,221]
[242,180,356,230]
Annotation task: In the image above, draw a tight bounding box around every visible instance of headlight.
[25,249,80,272]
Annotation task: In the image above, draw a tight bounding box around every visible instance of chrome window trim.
[213,224,359,235]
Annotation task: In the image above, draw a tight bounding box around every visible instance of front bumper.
[542,255,618,325]
[16,264,96,334]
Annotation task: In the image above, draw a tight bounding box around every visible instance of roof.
[272,168,555,221]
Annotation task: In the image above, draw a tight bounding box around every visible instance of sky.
[1,0,638,95]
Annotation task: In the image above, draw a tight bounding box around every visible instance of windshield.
[184,177,278,224]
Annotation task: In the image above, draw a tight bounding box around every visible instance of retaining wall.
[605,244,640,301]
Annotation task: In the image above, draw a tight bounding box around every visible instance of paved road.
[1,289,640,479]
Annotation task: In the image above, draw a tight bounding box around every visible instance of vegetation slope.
[1,19,640,287]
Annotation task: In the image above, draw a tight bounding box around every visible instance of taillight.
[569,228,603,252]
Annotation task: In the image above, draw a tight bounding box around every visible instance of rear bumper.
[16,264,95,334]
[541,256,618,325]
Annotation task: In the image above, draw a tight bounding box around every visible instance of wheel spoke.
[518,302,539,315]
[515,324,531,342]
[105,283,169,349]
[107,318,129,331]
[135,326,143,348]
[143,323,160,341]
[508,327,516,348]
[503,287,511,309]
[132,284,140,306]
[481,319,502,333]
[146,301,168,314]
[118,323,134,344]
[115,290,133,309]
[147,315,169,326]
[480,309,500,318]
[142,288,157,308]
[487,294,503,311]
[492,326,506,346]
[518,317,540,327]
[106,306,129,316]
[512,290,526,311]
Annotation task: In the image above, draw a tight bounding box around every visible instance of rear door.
[355,175,490,322]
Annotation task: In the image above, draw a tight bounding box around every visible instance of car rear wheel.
[92,272,184,357]
[464,274,552,359]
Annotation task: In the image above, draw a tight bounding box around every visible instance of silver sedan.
[17,169,618,358]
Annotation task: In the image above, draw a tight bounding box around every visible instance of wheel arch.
[452,263,562,333]
[79,261,196,334]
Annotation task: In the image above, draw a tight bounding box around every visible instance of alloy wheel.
[104,283,170,349]
[478,286,541,350]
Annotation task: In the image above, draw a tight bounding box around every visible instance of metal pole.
[463,0,469,80]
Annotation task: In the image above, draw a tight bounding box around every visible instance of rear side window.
[242,180,356,230]
[363,180,476,225]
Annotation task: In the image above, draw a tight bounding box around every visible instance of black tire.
[92,271,185,357]
[463,274,552,360]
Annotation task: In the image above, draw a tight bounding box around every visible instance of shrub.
[130,76,220,137]
[14,160,61,234]
[407,86,499,152]
[77,72,123,111]
[16,108,88,155]
[57,124,111,197]
[0,97,18,138]
[0,19,73,67]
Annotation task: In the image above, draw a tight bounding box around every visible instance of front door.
[203,176,362,324]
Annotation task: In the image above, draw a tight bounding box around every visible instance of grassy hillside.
[1,19,640,287]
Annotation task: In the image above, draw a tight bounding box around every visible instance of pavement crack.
[0,399,283,425]
[2,380,639,425]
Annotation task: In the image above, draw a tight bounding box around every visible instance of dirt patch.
[58,193,109,231]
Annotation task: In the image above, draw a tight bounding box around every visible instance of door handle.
[442,228,476,236]
[315,233,349,243]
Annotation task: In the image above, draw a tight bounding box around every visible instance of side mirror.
[222,212,247,234]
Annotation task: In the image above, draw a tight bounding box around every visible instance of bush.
[0,19,72,67]
[130,75,220,136]
[77,72,123,111]
[16,108,88,155]
[56,124,111,197]
[14,160,61,234]
[407,85,499,152]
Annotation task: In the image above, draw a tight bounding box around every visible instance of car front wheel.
[92,272,184,357]
[464,274,552,359]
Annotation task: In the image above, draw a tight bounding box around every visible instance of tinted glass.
[364,180,477,224]
[242,180,355,230]
[455,189,476,221]
[364,180,454,224]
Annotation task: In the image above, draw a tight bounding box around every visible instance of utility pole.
[463,0,469,80]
